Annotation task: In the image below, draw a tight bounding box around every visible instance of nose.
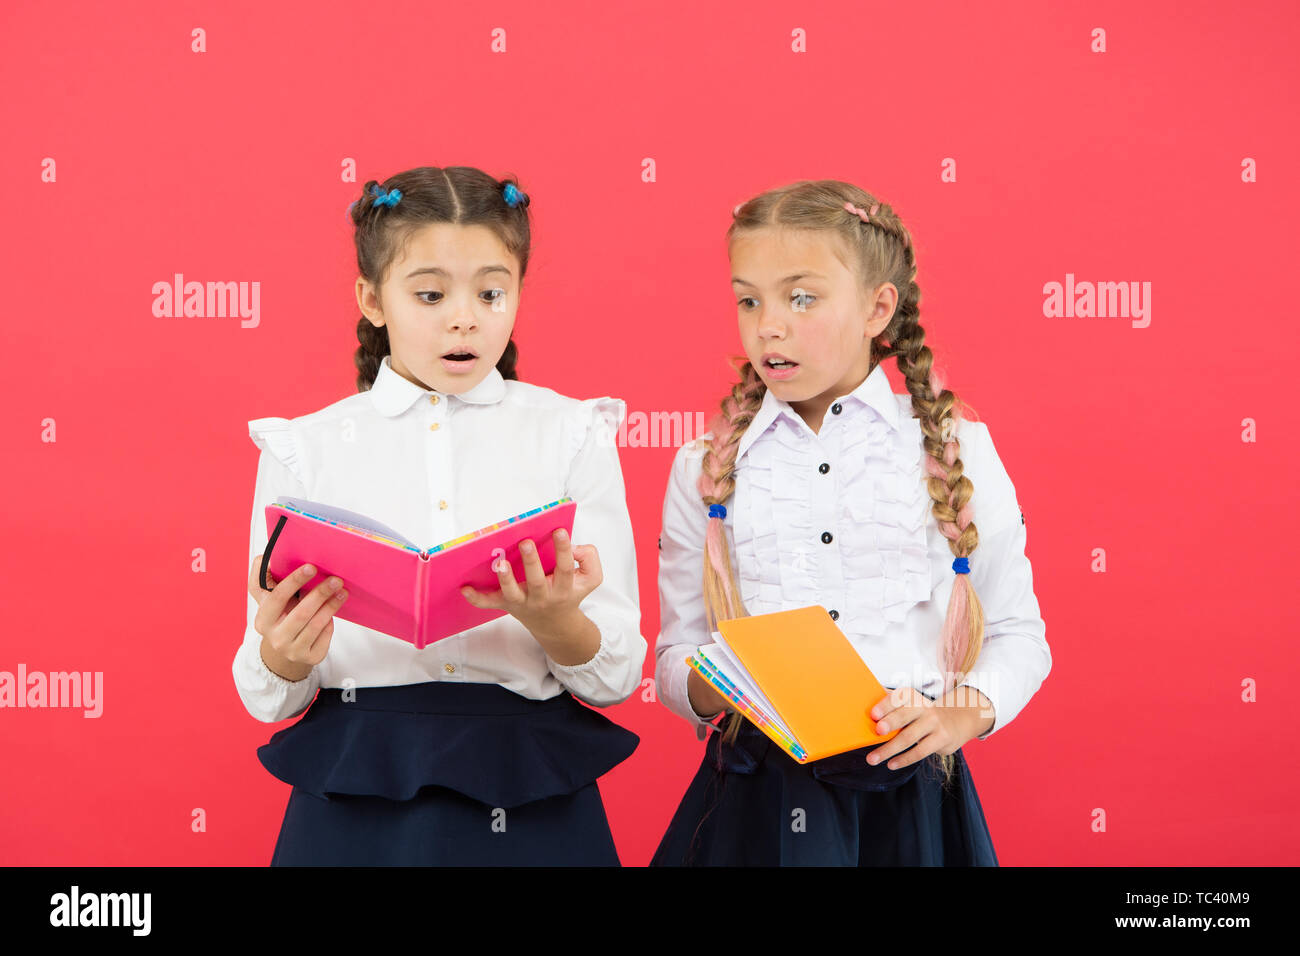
[755,304,787,339]
[447,299,479,332]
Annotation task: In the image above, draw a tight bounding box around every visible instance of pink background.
[2,0,1296,865]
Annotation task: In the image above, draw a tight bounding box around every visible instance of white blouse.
[233,354,647,723]
[655,361,1051,742]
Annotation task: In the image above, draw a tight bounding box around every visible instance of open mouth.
[443,352,476,360]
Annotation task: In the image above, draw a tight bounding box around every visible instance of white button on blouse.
[654,362,1051,742]
[233,354,647,723]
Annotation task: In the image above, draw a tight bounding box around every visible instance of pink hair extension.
[928,364,945,398]
[923,435,975,693]
[924,447,974,535]
[939,571,973,695]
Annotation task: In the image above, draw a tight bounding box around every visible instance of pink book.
[259,496,577,649]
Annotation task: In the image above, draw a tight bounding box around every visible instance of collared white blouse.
[655,362,1051,742]
[233,354,647,723]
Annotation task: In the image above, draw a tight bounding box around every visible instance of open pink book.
[259,496,577,649]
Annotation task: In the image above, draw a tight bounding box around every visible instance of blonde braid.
[857,197,985,788]
[697,358,767,745]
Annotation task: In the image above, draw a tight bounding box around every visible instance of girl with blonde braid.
[651,180,1051,866]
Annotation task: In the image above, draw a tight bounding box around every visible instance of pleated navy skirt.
[256,680,639,866]
[651,719,998,866]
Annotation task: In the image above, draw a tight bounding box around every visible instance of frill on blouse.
[257,681,640,808]
[564,396,627,464]
[736,411,932,635]
[248,416,306,483]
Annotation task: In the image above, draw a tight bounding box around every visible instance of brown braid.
[348,167,529,392]
[701,181,985,789]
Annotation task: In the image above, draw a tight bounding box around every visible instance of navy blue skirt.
[651,720,998,866]
[256,681,639,866]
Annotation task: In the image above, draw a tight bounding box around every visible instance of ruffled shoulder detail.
[564,396,627,463]
[248,416,306,485]
[256,687,639,807]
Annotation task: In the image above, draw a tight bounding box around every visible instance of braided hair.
[703,180,984,788]
[348,166,531,392]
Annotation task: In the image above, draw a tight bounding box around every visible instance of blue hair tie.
[952,556,970,575]
[708,504,726,520]
[370,185,401,208]
[503,182,529,208]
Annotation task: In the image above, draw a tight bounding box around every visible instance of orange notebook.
[686,604,900,763]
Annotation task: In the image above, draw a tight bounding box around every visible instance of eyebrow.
[732,272,827,287]
[405,265,513,280]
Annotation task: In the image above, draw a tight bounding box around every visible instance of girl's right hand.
[247,556,348,682]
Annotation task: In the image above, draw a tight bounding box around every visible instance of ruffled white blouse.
[655,361,1051,742]
[233,354,646,723]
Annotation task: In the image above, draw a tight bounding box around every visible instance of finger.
[572,543,603,588]
[493,553,527,605]
[284,576,346,650]
[295,590,347,660]
[460,583,503,610]
[249,555,281,591]
[248,556,278,603]
[551,529,575,595]
[877,701,925,735]
[878,729,937,770]
[304,617,334,663]
[870,685,920,721]
[867,717,929,766]
[518,538,548,595]
[254,563,317,636]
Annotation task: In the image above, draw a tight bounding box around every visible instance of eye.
[792,292,816,308]
[738,296,757,310]
[481,288,506,304]
[416,291,443,304]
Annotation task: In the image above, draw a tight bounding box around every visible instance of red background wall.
[2,0,1296,865]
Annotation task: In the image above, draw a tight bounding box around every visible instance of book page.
[696,642,797,741]
[273,496,420,549]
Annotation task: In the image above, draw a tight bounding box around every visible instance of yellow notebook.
[686,604,900,763]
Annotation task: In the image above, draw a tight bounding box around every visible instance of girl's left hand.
[459,529,602,636]
[864,686,972,770]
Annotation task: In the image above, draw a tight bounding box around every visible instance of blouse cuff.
[254,641,309,690]
[956,677,1001,740]
[232,625,315,723]
[546,625,614,678]
[545,623,643,707]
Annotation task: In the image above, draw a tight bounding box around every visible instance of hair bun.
[502,181,530,209]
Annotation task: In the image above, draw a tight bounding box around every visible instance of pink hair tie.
[843,200,870,223]
[844,199,911,250]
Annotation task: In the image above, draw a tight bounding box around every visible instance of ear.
[866,281,898,335]
[356,276,385,326]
